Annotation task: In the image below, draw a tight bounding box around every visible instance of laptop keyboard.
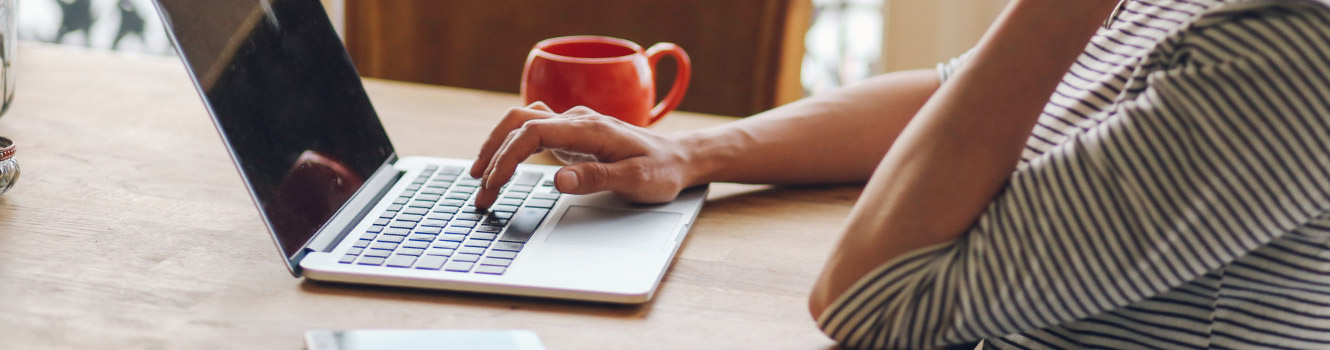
[336,164,561,275]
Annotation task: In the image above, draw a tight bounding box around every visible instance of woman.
[470,0,1330,348]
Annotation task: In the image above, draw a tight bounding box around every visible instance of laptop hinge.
[300,157,403,258]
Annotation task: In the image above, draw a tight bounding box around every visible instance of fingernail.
[556,170,579,191]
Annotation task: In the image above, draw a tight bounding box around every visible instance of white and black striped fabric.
[819,0,1330,349]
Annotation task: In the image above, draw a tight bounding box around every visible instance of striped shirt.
[817,0,1330,349]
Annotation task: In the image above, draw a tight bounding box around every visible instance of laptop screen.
[155,0,394,260]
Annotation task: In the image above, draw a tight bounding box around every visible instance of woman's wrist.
[671,126,744,188]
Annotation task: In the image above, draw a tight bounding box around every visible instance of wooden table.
[0,44,861,349]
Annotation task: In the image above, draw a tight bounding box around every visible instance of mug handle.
[644,43,691,126]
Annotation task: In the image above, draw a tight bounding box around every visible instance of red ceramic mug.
[521,36,691,127]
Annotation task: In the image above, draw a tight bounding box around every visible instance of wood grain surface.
[0,44,859,349]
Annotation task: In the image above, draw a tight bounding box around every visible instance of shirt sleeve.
[817,4,1330,349]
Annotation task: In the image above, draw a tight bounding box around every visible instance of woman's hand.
[470,102,697,210]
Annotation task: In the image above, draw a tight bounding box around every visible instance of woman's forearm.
[809,0,1123,318]
[677,69,940,187]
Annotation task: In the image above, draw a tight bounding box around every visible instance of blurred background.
[18,0,1007,117]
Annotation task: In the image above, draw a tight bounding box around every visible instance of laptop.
[151,0,707,303]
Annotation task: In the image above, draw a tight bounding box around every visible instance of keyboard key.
[462,238,493,248]
[439,199,467,207]
[360,232,378,240]
[346,248,365,256]
[377,235,405,243]
[438,233,467,242]
[418,220,448,228]
[433,206,460,214]
[405,184,422,191]
[397,214,424,222]
[455,212,483,221]
[443,227,471,235]
[450,220,477,228]
[425,212,454,221]
[457,178,481,187]
[492,211,514,220]
[381,228,411,236]
[392,197,410,205]
[367,224,386,233]
[401,240,430,249]
[420,188,446,195]
[413,220,445,231]
[407,233,438,242]
[492,242,524,252]
[525,199,556,209]
[474,225,502,233]
[445,192,470,200]
[439,165,464,175]
[401,207,428,215]
[426,247,455,256]
[424,164,440,172]
[508,185,534,193]
[398,247,426,256]
[530,192,560,200]
[414,226,443,235]
[480,257,513,267]
[444,261,474,272]
[540,179,555,187]
[401,190,417,197]
[491,205,520,213]
[433,241,461,249]
[470,232,498,241]
[462,205,483,214]
[473,265,506,275]
[486,250,518,259]
[513,171,543,186]
[338,254,358,263]
[385,254,417,268]
[357,256,386,266]
[378,211,396,219]
[454,186,478,194]
[389,220,417,229]
[501,192,528,201]
[370,242,399,250]
[415,255,447,270]
[353,239,373,248]
[417,194,442,202]
[451,253,481,263]
[373,218,390,226]
[408,200,435,208]
[458,246,486,255]
[362,249,393,258]
[426,181,452,189]
[387,204,405,212]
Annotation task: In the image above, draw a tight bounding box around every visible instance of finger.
[563,105,598,116]
[556,158,680,203]
[470,104,556,179]
[473,182,499,210]
[472,129,522,210]
[481,117,645,200]
[528,101,554,112]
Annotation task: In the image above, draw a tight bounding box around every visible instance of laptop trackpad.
[543,206,682,252]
